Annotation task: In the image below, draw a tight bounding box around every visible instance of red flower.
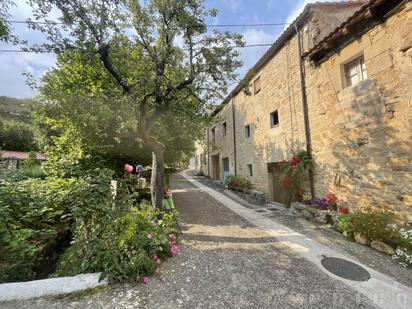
[290,156,301,167]
[282,176,292,187]
[326,191,337,205]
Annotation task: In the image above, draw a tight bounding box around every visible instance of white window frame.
[343,55,367,88]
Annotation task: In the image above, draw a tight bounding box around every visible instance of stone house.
[193,0,412,221]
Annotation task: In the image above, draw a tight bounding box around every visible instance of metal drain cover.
[321,257,370,282]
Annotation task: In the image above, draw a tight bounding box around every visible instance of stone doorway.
[211,154,220,181]
[267,162,289,205]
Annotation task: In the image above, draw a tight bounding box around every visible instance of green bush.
[55,169,178,283]
[0,177,75,282]
[336,214,354,239]
[228,175,252,189]
[0,119,37,151]
[349,210,393,241]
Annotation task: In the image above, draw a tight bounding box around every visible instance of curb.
[0,273,107,302]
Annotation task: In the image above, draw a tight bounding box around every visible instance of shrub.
[349,209,393,241]
[0,177,75,282]
[56,169,179,283]
[0,119,37,151]
[228,175,252,189]
[336,214,354,238]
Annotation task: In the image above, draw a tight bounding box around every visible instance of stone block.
[370,240,395,255]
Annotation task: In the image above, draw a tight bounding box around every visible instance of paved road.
[2,173,378,309]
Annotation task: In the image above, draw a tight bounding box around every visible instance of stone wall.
[305,3,412,221]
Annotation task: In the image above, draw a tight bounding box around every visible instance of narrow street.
[2,173,379,309]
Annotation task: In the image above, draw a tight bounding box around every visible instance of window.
[222,122,227,136]
[344,55,367,87]
[247,164,253,176]
[245,125,251,138]
[270,110,279,128]
[253,76,261,94]
[211,127,216,143]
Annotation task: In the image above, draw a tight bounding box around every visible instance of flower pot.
[338,208,349,215]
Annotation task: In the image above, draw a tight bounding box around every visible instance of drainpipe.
[294,23,315,199]
[207,127,210,177]
[231,96,237,176]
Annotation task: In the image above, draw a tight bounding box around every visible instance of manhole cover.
[254,209,268,213]
[321,256,370,282]
[266,208,279,212]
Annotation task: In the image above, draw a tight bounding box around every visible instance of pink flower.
[169,234,177,242]
[156,268,161,274]
[143,276,149,284]
[156,258,161,264]
[124,164,133,173]
[153,255,158,260]
[147,233,153,239]
[171,244,179,257]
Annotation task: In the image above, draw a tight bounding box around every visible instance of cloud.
[0,52,56,98]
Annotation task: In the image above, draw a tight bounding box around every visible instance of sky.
[0,0,331,99]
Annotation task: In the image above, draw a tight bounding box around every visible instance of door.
[270,163,290,205]
[222,157,230,184]
[212,155,220,180]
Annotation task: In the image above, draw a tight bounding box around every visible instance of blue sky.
[0,0,326,98]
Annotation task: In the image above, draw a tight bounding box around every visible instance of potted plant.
[338,207,349,215]
[326,191,338,211]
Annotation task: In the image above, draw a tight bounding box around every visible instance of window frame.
[211,127,216,143]
[253,76,261,95]
[247,164,253,176]
[245,125,251,138]
[343,54,367,88]
[270,110,279,128]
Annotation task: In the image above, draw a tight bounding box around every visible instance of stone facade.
[305,1,412,221]
[193,1,412,221]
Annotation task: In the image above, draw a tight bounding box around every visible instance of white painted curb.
[0,273,107,302]
[182,171,412,309]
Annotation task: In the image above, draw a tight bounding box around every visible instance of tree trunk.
[151,149,165,210]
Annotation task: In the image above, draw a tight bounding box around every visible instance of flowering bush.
[311,192,338,210]
[228,175,252,189]
[336,210,412,268]
[55,170,179,283]
[280,151,314,202]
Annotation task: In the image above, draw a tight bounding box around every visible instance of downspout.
[207,127,210,177]
[231,96,237,176]
[294,23,315,199]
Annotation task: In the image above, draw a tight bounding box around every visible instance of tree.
[28,0,243,208]
[0,119,37,151]
[0,1,18,43]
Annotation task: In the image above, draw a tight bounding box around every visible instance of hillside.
[0,96,38,123]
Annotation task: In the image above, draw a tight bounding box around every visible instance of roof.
[1,151,47,161]
[306,0,406,63]
[212,0,367,116]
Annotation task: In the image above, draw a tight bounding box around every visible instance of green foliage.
[0,119,37,151]
[336,210,412,267]
[55,170,178,282]
[0,177,75,282]
[350,210,393,241]
[228,175,252,189]
[336,214,354,238]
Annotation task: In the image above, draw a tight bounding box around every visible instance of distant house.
[0,150,47,171]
